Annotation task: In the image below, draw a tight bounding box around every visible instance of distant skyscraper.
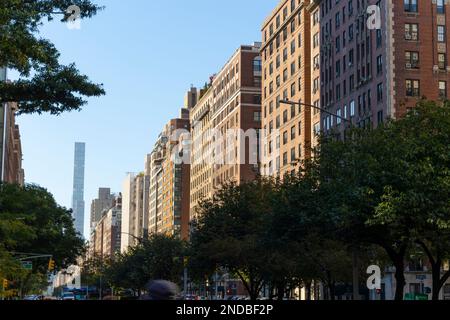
[72,142,86,237]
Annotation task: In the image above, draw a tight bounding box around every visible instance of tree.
[0,183,85,272]
[189,180,275,301]
[106,234,185,296]
[315,122,415,300]
[0,0,105,115]
[372,100,450,300]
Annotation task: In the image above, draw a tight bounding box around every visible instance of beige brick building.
[261,0,312,177]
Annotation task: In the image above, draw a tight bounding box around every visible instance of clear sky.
[14,0,279,238]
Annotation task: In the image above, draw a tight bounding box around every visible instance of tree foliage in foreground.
[0,0,105,115]
[0,183,85,296]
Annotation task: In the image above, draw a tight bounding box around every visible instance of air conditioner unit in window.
[433,65,440,72]
[405,34,412,40]
[406,63,412,69]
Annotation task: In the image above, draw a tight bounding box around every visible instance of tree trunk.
[276,282,285,301]
[416,240,450,301]
[393,258,406,301]
[305,281,312,301]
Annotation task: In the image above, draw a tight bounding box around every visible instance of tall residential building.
[189,86,214,222]
[261,0,312,177]
[190,43,263,221]
[90,188,115,230]
[148,108,191,240]
[72,142,86,236]
[0,69,24,186]
[120,173,146,252]
[90,194,122,258]
[318,0,450,137]
[2,102,24,186]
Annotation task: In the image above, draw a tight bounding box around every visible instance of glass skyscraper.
[72,142,86,237]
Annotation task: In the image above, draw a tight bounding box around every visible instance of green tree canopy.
[0,0,105,115]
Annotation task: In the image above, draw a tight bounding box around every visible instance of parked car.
[62,293,76,301]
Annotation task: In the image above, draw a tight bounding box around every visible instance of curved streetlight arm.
[280,100,352,124]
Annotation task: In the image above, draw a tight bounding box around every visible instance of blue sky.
[14,0,278,237]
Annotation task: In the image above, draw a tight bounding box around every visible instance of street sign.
[21,261,33,270]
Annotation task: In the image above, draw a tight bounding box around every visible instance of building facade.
[190,43,262,222]
[71,142,86,237]
[148,108,192,240]
[2,102,24,186]
[318,0,450,137]
[0,69,24,186]
[261,0,312,177]
[90,188,115,230]
[90,194,122,258]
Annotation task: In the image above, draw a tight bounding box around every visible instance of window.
[283,152,288,166]
[376,55,383,74]
[283,110,288,124]
[314,122,321,136]
[350,100,355,117]
[404,0,418,12]
[405,23,419,41]
[291,40,296,54]
[291,126,296,140]
[377,110,384,125]
[438,25,446,43]
[376,29,382,48]
[253,58,262,72]
[291,0,296,12]
[254,112,262,122]
[313,33,320,48]
[283,131,288,145]
[337,108,342,124]
[437,0,445,14]
[291,148,296,163]
[377,83,383,102]
[406,79,420,97]
[438,53,446,69]
[439,81,447,98]
[291,82,296,97]
[405,51,419,68]
[313,10,319,25]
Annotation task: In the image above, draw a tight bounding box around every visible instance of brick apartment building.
[318,0,450,137]
[189,43,262,222]
[147,109,191,240]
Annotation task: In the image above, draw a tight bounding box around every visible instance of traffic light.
[48,258,55,271]
[2,279,8,290]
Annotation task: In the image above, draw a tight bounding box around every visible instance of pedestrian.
[140,280,180,300]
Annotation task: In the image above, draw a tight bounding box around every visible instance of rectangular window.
[404,0,418,12]
[438,25,446,43]
[405,23,419,41]
[437,0,445,14]
[439,81,447,98]
[291,126,296,140]
[377,83,383,102]
[406,79,420,97]
[405,51,420,69]
[376,55,383,74]
[438,53,446,70]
